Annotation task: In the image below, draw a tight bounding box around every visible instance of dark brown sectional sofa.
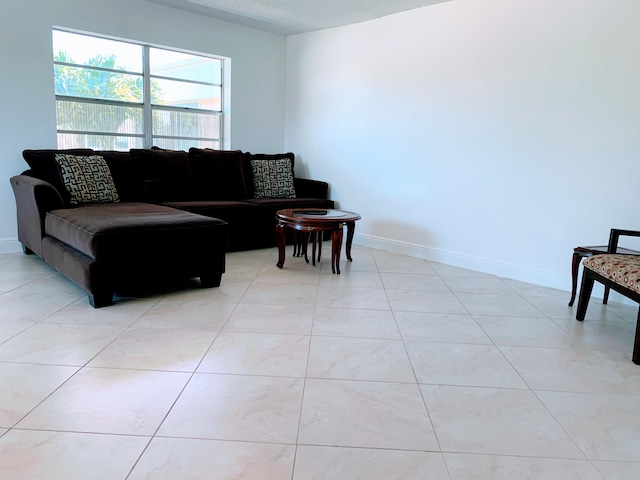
[10,147,334,307]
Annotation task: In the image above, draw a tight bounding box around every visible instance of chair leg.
[634,309,640,365]
[568,251,581,306]
[603,286,610,305]
[576,268,595,321]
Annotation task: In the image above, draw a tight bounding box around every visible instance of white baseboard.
[0,238,22,254]
[353,232,631,304]
[354,232,568,288]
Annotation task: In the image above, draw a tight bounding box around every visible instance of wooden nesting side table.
[275,208,361,274]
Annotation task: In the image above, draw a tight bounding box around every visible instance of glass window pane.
[151,78,221,110]
[153,138,220,151]
[152,109,220,139]
[53,30,226,150]
[57,133,144,151]
[54,65,143,102]
[57,100,143,134]
[53,30,142,73]
[150,48,221,84]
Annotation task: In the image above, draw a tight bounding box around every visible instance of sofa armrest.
[10,174,64,257]
[294,178,329,199]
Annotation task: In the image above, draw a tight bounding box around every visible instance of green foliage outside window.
[54,51,162,150]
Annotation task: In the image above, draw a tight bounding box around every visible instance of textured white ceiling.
[146,0,451,35]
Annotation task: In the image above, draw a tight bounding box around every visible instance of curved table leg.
[293,231,300,258]
[311,231,317,266]
[302,231,310,264]
[276,223,286,268]
[331,226,344,274]
[345,221,356,262]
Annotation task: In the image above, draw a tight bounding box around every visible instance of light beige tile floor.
[0,245,639,479]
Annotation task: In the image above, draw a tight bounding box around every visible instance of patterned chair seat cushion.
[583,254,640,294]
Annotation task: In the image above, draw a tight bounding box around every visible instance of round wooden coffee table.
[275,208,361,274]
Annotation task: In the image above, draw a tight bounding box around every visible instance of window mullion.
[143,45,153,148]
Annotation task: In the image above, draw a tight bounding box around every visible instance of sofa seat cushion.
[583,254,640,295]
[160,200,257,214]
[160,200,259,249]
[242,197,335,209]
[45,202,227,261]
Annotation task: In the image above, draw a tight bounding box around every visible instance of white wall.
[0,0,287,252]
[2,0,638,300]
[285,0,640,295]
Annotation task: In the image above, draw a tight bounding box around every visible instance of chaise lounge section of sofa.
[10,147,334,307]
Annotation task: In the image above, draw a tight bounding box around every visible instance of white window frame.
[53,28,229,150]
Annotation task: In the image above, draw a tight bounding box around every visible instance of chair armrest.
[10,174,64,257]
[294,178,329,199]
[607,228,640,253]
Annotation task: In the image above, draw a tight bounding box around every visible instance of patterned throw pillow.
[250,158,296,198]
[54,154,120,206]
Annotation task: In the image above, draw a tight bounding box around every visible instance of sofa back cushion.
[188,148,249,200]
[94,150,142,202]
[130,148,197,202]
[22,149,95,206]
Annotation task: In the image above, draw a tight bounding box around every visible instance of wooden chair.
[568,229,640,306]
[575,229,640,365]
